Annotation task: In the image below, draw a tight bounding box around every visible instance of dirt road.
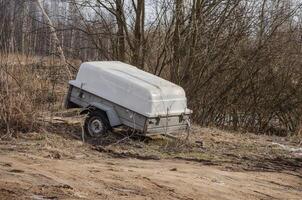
[0,130,301,200]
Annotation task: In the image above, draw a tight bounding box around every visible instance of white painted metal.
[69,61,192,117]
[90,119,103,135]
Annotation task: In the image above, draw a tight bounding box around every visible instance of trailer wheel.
[84,111,110,137]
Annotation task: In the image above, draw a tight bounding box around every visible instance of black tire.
[84,111,111,137]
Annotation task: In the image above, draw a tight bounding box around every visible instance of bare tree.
[35,0,72,78]
[0,0,302,134]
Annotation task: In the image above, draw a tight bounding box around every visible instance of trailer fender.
[81,103,122,127]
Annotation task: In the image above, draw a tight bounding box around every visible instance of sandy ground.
[0,124,301,200]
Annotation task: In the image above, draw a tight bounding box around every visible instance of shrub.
[0,56,63,135]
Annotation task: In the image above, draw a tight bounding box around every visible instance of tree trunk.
[132,0,145,68]
[8,0,16,54]
[35,0,72,79]
[171,0,183,83]
[116,0,125,61]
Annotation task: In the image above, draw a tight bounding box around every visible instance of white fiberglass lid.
[70,61,191,117]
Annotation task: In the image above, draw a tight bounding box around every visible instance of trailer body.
[65,61,192,135]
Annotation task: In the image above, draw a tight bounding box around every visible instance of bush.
[0,56,64,135]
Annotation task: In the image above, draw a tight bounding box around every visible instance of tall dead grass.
[0,54,66,135]
[298,125,302,141]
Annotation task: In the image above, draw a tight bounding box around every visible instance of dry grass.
[10,112,302,173]
[83,124,301,172]
[0,54,70,135]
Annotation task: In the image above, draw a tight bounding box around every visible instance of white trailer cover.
[69,61,191,117]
